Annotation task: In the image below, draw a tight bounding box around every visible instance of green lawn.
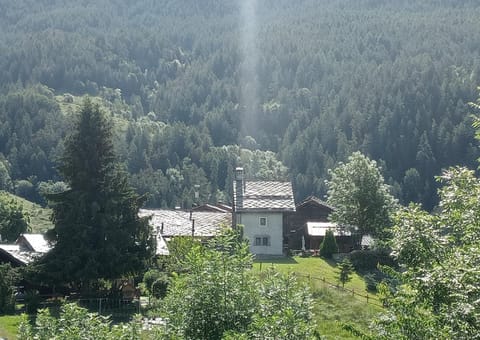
[254,256,382,339]
[0,315,22,339]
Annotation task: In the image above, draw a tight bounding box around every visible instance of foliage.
[0,191,29,242]
[245,271,318,339]
[17,303,144,339]
[0,1,478,210]
[327,152,398,240]
[348,250,396,272]
[319,229,338,259]
[374,167,480,339]
[157,236,201,274]
[142,269,169,299]
[0,264,17,314]
[158,229,317,339]
[160,229,257,339]
[337,258,354,288]
[36,99,154,290]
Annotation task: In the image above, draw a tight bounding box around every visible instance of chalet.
[0,233,51,266]
[232,167,295,256]
[285,196,334,250]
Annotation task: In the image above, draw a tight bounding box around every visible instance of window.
[254,236,270,246]
[259,217,267,227]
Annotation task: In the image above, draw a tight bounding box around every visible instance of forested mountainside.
[0,0,479,210]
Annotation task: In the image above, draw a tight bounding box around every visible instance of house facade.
[285,196,334,250]
[233,167,295,256]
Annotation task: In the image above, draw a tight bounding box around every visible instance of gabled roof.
[234,181,295,212]
[139,209,231,238]
[0,245,33,265]
[296,196,334,211]
[0,233,51,266]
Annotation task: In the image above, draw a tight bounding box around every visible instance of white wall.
[238,211,284,255]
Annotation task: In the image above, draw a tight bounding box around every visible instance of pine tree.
[337,258,354,288]
[38,99,153,290]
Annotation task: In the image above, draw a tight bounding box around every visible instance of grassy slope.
[3,192,53,234]
[253,257,381,339]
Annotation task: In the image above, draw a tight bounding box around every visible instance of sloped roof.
[18,234,51,253]
[192,203,232,213]
[0,244,41,265]
[296,196,334,211]
[139,209,231,238]
[306,222,351,237]
[234,181,295,212]
[0,233,52,266]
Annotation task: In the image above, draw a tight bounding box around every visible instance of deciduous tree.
[0,192,29,242]
[326,152,397,241]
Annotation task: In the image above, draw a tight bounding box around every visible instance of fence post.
[366,294,369,304]
[99,298,102,314]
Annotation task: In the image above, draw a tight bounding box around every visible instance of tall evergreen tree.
[37,99,153,290]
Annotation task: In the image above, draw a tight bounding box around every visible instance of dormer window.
[259,217,267,227]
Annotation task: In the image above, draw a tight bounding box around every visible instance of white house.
[232,167,295,256]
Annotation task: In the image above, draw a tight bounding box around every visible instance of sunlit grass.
[0,314,22,339]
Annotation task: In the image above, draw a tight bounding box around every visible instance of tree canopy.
[375,167,480,338]
[0,192,29,242]
[326,152,397,240]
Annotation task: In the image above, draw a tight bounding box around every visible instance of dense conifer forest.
[1,0,480,210]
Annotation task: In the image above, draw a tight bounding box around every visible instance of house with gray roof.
[233,167,295,256]
[139,208,231,255]
[0,233,51,266]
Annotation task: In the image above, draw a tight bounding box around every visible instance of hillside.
[0,0,479,210]
[4,192,53,234]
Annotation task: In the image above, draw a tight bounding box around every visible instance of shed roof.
[306,222,351,237]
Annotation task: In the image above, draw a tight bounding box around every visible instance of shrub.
[319,229,338,259]
[348,250,395,272]
[142,269,169,299]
